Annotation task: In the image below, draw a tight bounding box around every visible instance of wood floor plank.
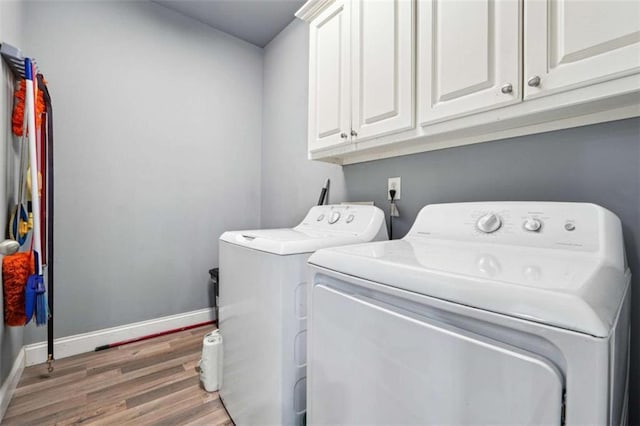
[56,400,128,426]
[4,325,231,425]
[2,395,88,425]
[118,350,200,380]
[132,387,208,425]
[192,327,214,336]
[119,340,202,374]
[153,398,223,425]
[88,369,195,409]
[201,390,222,403]
[86,381,202,425]
[86,337,201,378]
[17,363,87,386]
[126,376,198,409]
[34,346,131,371]
[18,370,192,426]
[183,357,200,372]
[187,405,234,426]
[86,364,185,401]
[169,334,202,348]
[6,370,121,417]
[183,405,229,426]
[44,330,191,374]
[13,370,87,398]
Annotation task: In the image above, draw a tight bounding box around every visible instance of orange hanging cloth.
[11,78,45,136]
[12,79,26,136]
[36,78,45,129]
[2,252,34,326]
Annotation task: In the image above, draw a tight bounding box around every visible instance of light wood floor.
[3,325,232,425]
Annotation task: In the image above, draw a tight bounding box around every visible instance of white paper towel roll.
[199,329,223,392]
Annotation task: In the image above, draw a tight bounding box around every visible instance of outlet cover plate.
[388,177,401,200]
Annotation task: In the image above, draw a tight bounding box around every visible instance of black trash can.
[208,267,219,312]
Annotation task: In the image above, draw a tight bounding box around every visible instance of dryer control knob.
[523,218,542,232]
[476,213,502,233]
[328,211,341,224]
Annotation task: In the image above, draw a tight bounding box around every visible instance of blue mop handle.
[24,57,32,80]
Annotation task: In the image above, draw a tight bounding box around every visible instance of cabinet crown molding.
[295,0,335,22]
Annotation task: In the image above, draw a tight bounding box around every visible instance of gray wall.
[22,0,264,344]
[344,117,640,424]
[261,19,345,228]
[0,0,26,388]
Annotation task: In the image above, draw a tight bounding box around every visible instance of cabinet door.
[418,0,521,126]
[351,0,415,141]
[308,0,351,152]
[525,0,640,100]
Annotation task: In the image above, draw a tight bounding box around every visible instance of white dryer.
[307,202,630,425]
[219,204,387,426]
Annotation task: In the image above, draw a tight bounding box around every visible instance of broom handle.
[16,115,27,205]
[42,73,55,367]
[25,58,42,275]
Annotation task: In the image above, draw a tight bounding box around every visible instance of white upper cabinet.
[298,0,640,164]
[308,0,351,152]
[418,0,521,125]
[351,0,414,140]
[306,0,415,153]
[525,0,640,99]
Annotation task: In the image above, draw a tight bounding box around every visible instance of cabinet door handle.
[350,130,358,137]
[527,76,541,87]
[340,132,348,139]
[500,83,513,94]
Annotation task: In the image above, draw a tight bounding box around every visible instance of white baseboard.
[0,348,25,422]
[24,308,215,367]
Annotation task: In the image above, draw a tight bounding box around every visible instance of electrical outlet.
[388,177,401,200]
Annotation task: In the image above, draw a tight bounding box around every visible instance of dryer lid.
[308,202,630,337]
[220,204,387,255]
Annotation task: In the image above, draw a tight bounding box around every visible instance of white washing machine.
[219,204,387,426]
[307,202,631,425]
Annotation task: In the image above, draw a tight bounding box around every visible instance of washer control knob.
[476,213,502,233]
[316,214,325,222]
[346,214,355,223]
[523,218,542,232]
[565,222,575,231]
[328,211,341,224]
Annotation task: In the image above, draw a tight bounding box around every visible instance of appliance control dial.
[346,214,355,223]
[476,213,502,233]
[328,211,341,224]
[523,218,542,232]
[316,214,325,222]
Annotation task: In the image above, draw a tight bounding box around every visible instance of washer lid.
[309,202,629,337]
[220,205,387,255]
[220,228,372,255]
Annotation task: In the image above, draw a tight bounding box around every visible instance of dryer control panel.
[407,202,623,253]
